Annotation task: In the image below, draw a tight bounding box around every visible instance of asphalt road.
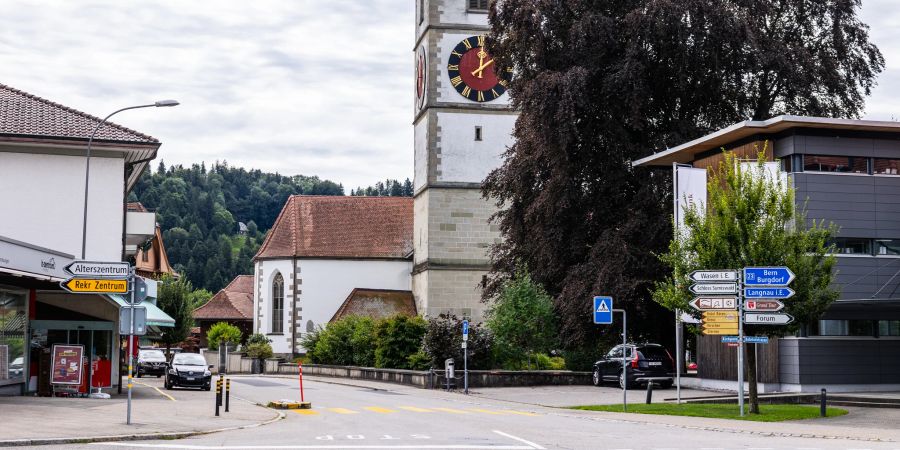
[35,376,900,450]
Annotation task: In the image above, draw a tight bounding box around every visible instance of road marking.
[492,430,545,450]
[364,406,397,413]
[431,407,470,414]
[470,408,505,415]
[95,444,535,449]
[398,406,433,412]
[501,410,539,416]
[292,409,320,416]
[133,380,176,401]
[326,408,359,414]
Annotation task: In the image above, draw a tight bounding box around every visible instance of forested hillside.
[350,178,413,197]
[129,161,344,292]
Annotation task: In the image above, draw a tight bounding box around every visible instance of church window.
[468,0,489,12]
[419,0,424,24]
[474,126,483,141]
[271,273,284,333]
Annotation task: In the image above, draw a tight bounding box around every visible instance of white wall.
[254,258,295,355]
[437,32,512,107]
[414,117,429,191]
[0,152,124,259]
[436,112,515,183]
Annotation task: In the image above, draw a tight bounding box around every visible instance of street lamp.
[80,100,179,260]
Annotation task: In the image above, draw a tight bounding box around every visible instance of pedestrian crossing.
[290,405,540,417]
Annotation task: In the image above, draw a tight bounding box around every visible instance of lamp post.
[80,100,179,260]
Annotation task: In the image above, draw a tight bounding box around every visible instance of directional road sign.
[744,336,770,344]
[744,299,784,312]
[744,287,795,299]
[689,270,739,283]
[61,277,128,294]
[593,296,613,324]
[64,261,130,278]
[744,313,794,325]
[690,297,737,311]
[701,323,739,335]
[743,267,795,286]
[702,311,739,323]
[720,336,740,343]
[462,319,469,342]
[690,283,738,295]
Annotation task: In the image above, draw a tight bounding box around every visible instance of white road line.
[491,430,545,450]
[94,444,533,449]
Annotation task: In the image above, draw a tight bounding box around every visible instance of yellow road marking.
[431,407,470,414]
[363,406,396,413]
[470,408,506,415]
[327,407,359,414]
[133,380,175,402]
[503,410,540,416]
[292,409,319,415]
[398,406,433,412]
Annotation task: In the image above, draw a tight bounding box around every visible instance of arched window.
[271,273,284,333]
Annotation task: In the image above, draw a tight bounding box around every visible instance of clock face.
[447,35,510,103]
[415,46,426,110]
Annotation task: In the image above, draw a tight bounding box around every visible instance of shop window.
[876,239,900,255]
[879,320,900,337]
[468,0,489,12]
[271,273,284,334]
[817,319,876,336]
[829,237,872,255]
[0,288,27,385]
[874,158,900,175]
[803,154,868,174]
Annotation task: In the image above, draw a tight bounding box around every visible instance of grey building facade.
[636,116,900,392]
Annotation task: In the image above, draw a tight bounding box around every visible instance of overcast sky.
[1,1,899,191]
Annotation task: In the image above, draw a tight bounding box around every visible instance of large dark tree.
[483,0,883,350]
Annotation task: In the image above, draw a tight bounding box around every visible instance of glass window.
[781,157,793,173]
[271,273,284,334]
[468,0,489,11]
[830,237,872,255]
[0,288,27,385]
[873,158,900,175]
[803,155,868,173]
[876,239,900,255]
[879,320,900,337]
[172,353,206,365]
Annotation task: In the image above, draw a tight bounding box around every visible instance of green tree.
[157,274,196,357]
[206,322,243,349]
[422,314,494,370]
[486,269,557,369]
[186,288,213,310]
[374,315,427,369]
[653,150,839,414]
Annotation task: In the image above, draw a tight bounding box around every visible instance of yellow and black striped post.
[218,374,224,406]
[225,378,231,412]
[215,379,222,416]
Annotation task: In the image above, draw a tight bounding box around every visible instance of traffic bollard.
[225,378,230,412]
[215,379,221,417]
[218,375,224,406]
[820,388,827,417]
[298,363,305,403]
[645,382,654,404]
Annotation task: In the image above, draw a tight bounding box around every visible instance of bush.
[422,314,494,370]
[407,351,430,370]
[374,315,427,369]
[485,269,557,363]
[299,327,322,362]
[245,342,274,360]
[562,347,599,372]
[207,322,242,349]
[246,333,270,346]
[310,316,375,366]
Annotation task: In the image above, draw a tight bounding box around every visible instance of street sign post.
[720,336,740,343]
[743,267,795,286]
[744,336,770,344]
[689,270,738,283]
[119,306,147,335]
[689,297,737,311]
[743,300,784,312]
[593,296,613,324]
[744,313,794,325]
[689,283,738,295]
[743,287,795,299]
[462,320,469,395]
[60,278,128,294]
[64,260,130,278]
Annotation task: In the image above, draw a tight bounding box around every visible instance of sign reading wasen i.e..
[743,287,794,299]
[743,267,795,286]
[593,296,613,324]
[690,270,738,283]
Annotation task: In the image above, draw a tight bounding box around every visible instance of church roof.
[254,195,413,260]
[329,288,417,323]
[193,275,254,321]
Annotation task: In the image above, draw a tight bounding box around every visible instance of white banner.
[674,165,707,229]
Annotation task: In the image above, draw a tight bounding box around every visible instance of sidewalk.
[0,381,281,446]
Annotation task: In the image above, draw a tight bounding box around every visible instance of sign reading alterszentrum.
[64,261,130,277]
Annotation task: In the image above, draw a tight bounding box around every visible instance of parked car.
[136,349,167,378]
[592,343,674,389]
[164,353,212,391]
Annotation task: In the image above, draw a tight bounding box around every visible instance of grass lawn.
[570,403,848,422]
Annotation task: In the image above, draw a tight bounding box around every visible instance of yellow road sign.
[702,326,739,335]
[701,321,739,329]
[702,311,739,323]
[61,277,128,294]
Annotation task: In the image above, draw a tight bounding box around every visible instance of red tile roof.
[329,288,417,323]
[0,83,158,144]
[254,196,413,260]
[126,202,148,213]
[193,275,254,320]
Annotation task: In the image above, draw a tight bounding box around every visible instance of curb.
[0,403,285,447]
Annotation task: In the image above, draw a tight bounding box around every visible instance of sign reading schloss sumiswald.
[690,270,739,283]
[65,260,130,278]
[61,277,128,294]
[743,267,795,286]
[690,283,738,295]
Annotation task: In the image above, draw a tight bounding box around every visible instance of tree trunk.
[165,342,172,360]
[747,343,760,414]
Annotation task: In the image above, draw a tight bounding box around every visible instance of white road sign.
[689,283,738,295]
[744,313,794,325]
[689,297,738,311]
[64,260,130,278]
[689,270,739,283]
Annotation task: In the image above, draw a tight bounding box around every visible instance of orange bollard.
[298,362,305,403]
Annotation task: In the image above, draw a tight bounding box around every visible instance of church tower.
[412,0,517,320]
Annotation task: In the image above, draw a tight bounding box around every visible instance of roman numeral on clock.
[447,64,459,71]
[450,76,463,87]
[463,39,473,50]
[477,91,485,102]
[461,86,471,98]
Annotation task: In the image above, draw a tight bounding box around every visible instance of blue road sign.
[744,336,770,344]
[593,296,613,324]
[462,320,469,341]
[743,267,795,286]
[720,336,740,343]
[744,287,795,299]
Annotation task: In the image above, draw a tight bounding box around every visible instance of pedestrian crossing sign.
[593,296,613,324]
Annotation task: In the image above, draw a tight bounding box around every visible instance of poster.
[50,344,84,385]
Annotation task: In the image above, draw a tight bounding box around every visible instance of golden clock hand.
[471,58,494,78]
